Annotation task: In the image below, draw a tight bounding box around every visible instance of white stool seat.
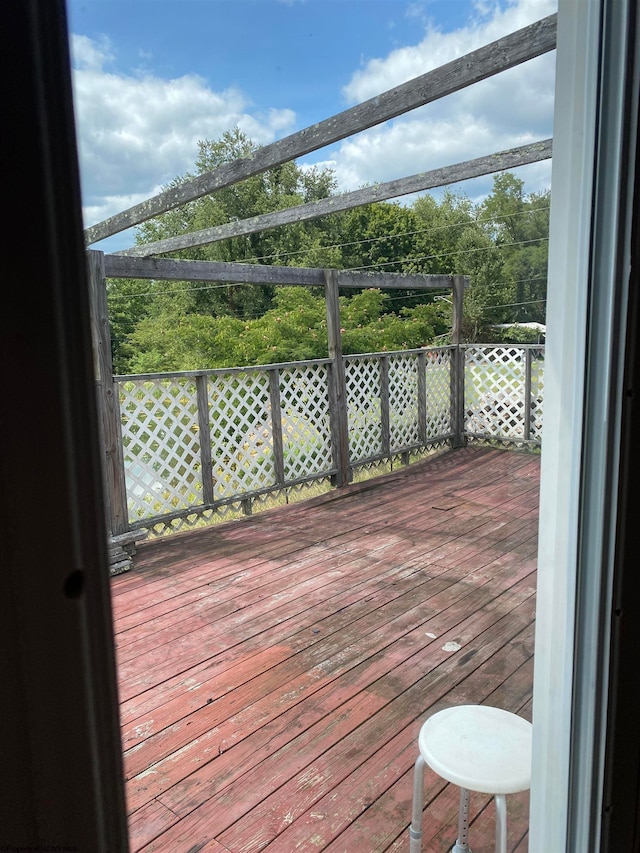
[409,705,532,853]
[419,705,532,795]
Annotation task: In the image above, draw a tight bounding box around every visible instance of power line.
[345,236,549,271]
[108,267,549,307]
[108,279,250,300]
[108,227,549,304]
[480,298,546,312]
[234,204,550,265]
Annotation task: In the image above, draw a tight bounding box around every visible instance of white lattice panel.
[424,349,451,438]
[145,501,246,537]
[119,379,202,521]
[389,354,419,450]
[279,365,333,479]
[208,372,275,498]
[464,347,526,438]
[345,357,382,463]
[530,348,545,441]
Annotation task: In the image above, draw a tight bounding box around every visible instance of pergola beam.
[103,253,467,290]
[118,139,552,257]
[85,14,557,245]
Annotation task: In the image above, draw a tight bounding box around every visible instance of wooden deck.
[111,446,540,853]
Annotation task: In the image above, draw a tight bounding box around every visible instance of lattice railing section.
[389,354,420,450]
[279,364,333,481]
[425,348,452,438]
[464,346,543,443]
[115,346,544,534]
[208,371,274,499]
[464,346,526,439]
[530,347,545,441]
[119,378,202,521]
[345,356,382,463]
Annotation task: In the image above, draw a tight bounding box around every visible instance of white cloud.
[323,0,557,198]
[73,0,556,241]
[70,35,296,228]
[71,33,114,72]
[344,0,556,102]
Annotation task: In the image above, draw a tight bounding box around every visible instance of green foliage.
[475,174,549,330]
[107,277,154,373]
[111,129,550,373]
[127,311,245,372]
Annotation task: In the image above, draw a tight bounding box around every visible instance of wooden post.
[269,368,286,485]
[524,347,533,442]
[451,275,467,448]
[380,355,391,457]
[417,350,428,446]
[324,269,350,486]
[196,374,214,505]
[87,250,128,536]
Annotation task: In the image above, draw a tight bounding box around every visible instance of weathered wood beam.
[451,274,467,448]
[196,374,214,505]
[104,254,324,284]
[86,15,557,244]
[120,139,552,257]
[338,272,466,290]
[325,269,351,487]
[87,250,129,536]
[103,253,467,290]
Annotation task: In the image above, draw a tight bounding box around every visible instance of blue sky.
[67,0,557,252]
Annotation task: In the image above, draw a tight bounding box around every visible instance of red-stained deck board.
[122,567,470,776]
[118,558,450,731]
[123,547,535,779]
[121,570,448,763]
[124,569,530,817]
[140,568,536,814]
[113,446,539,853]
[117,532,531,728]
[212,598,536,852]
[134,592,534,851]
[245,626,534,853]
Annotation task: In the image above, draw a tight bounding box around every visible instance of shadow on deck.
[111,445,540,852]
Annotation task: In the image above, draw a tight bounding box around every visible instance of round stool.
[409,705,532,853]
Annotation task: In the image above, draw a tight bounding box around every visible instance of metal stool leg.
[494,794,507,853]
[452,787,472,853]
[409,755,425,853]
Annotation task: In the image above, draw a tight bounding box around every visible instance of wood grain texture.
[103,253,462,291]
[112,446,539,852]
[118,140,552,257]
[88,249,128,535]
[86,16,556,243]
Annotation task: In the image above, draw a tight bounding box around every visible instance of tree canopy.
[107,130,550,374]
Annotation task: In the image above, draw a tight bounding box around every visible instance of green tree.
[110,129,342,371]
[113,138,550,371]
[106,277,154,373]
[477,174,550,329]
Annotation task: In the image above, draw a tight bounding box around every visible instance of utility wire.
[235,204,550,265]
[480,298,546,312]
[344,236,548,271]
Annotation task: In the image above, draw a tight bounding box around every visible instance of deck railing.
[109,343,544,537]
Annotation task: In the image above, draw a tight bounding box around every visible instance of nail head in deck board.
[86,15,556,243]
